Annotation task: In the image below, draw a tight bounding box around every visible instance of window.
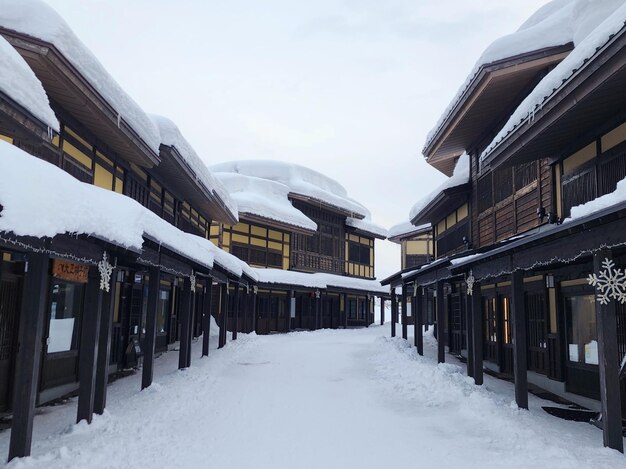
[48,282,83,353]
[493,166,513,203]
[566,294,597,365]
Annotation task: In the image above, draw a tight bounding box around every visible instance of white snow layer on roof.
[0,140,254,278]
[150,115,238,220]
[481,1,626,160]
[388,221,430,240]
[425,0,623,149]
[210,160,369,218]
[253,268,387,294]
[409,153,469,221]
[213,172,317,231]
[345,217,388,238]
[567,176,626,222]
[0,0,161,154]
[0,35,58,131]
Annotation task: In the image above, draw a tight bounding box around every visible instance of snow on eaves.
[213,172,317,232]
[481,1,626,162]
[409,153,469,221]
[567,175,626,222]
[0,140,252,278]
[0,35,58,131]
[150,115,238,221]
[424,0,624,152]
[0,0,161,154]
[345,217,388,239]
[253,268,388,294]
[210,160,369,218]
[388,221,431,240]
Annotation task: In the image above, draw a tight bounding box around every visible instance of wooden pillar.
[380,298,385,325]
[178,276,192,369]
[202,279,213,357]
[343,293,348,329]
[218,283,228,348]
[401,285,408,340]
[593,251,624,453]
[511,270,528,410]
[252,288,258,333]
[315,291,321,330]
[465,286,474,379]
[390,291,397,337]
[415,287,423,356]
[94,267,117,414]
[472,280,483,385]
[8,253,49,462]
[232,284,240,340]
[142,267,160,389]
[436,281,445,363]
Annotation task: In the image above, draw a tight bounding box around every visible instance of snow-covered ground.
[2,326,624,468]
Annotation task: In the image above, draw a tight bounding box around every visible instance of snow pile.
[211,160,369,218]
[0,0,161,154]
[150,115,238,220]
[213,172,317,231]
[388,221,430,240]
[567,175,626,221]
[409,153,469,221]
[425,0,623,151]
[253,268,388,294]
[0,35,58,131]
[481,1,626,160]
[0,140,254,278]
[345,217,388,239]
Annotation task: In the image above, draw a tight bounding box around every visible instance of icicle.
[117,113,121,128]
[47,126,53,141]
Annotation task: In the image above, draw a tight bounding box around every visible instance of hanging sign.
[52,259,89,283]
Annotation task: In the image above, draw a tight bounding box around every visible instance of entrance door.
[526,290,548,375]
[0,269,22,412]
[483,296,498,364]
[448,291,463,355]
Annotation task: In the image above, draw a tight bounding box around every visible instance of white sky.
[48,0,549,280]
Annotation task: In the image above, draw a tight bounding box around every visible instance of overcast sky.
[49,0,548,279]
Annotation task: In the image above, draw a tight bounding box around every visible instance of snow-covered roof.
[0,0,161,154]
[150,115,238,221]
[568,176,626,222]
[425,0,623,153]
[345,217,388,239]
[409,153,469,221]
[0,139,253,278]
[481,1,626,161]
[0,34,58,131]
[253,268,388,294]
[212,172,317,232]
[210,160,369,218]
[388,221,431,240]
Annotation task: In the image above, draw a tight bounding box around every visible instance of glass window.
[48,282,83,353]
[566,294,597,365]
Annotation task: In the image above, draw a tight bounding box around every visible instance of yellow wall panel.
[268,241,282,251]
[0,134,13,144]
[283,258,289,270]
[232,233,248,244]
[233,222,249,233]
[94,163,113,190]
[115,177,124,194]
[251,225,267,237]
[63,140,92,168]
[601,121,626,152]
[250,237,266,247]
[457,203,468,221]
[223,232,231,245]
[563,142,596,174]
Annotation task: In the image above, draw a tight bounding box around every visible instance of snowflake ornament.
[466,270,475,296]
[588,258,626,305]
[97,252,114,292]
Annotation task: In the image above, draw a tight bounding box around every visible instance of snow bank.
[481,1,626,161]
[409,153,469,221]
[253,268,388,294]
[345,217,388,239]
[567,175,626,221]
[213,172,317,231]
[0,35,58,131]
[388,221,430,240]
[0,0,161,154]
[210,160,369,218]
[425,0,623,152]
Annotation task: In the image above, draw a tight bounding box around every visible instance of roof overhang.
[0,90,55,143]
[410,183,470,226]
[387,225,431,244]
[289,193,365,219]
[0,29,159,168]
[424,45,573,176]
[345,225,387,240]
[481,29,626,170]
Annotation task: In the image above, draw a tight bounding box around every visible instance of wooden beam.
[380,298,385,326]
[252,288,258,333]
[415,287,423,356]
[390,291,397,337]
[218,283,227,348]
[142,267,160,389]
[202,279,213,357]
[232,284,239,340]
[436,281,445,363]
[593,251,624,453]
[178,276,192,370]
[471,281,484,385]
[465,286,474,379]
[401,285,408,340]
[511,270,528,409]
[94,267,117,413]
[77,268,103,424]
[8,253,49,462]
[315,292,321,330]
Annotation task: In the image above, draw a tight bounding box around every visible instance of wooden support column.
[390,291,397,337]
[232,284,240,340]
[8,253,49,462]
[94,267,117,414]
[511,270,528,410]
[471,280,483,385]
[343,293,348,329]
[401,285,408,340]
[178,276,192,370]
[436,281,445,363]
[465,286,474,379]
[315,291,321,330]
[593,251,624,453]
[415,287,423,355]
[202,279,213,357]
[218,283,228,348]
[380,298,385,325]
[142,267,160,390]
[252,287,258,333]
[77,268,103,424]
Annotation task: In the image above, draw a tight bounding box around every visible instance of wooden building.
[388,3,626,453]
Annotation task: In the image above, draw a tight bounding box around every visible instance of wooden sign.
[52,259,89,284]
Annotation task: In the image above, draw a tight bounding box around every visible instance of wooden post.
[219,283,228,348]
[252,287,258,333]
[94,268,117,414]
[436,281,445,363]
[380,298,385,325]
[232,284,240,340]
[142,267,160,389]
[315,291,321,330]
[390,291,397,337]
[472,280,483,385]
[511,270,528,409]
[178,276,192,369]
[401,285,408,340]
[465,285,474,379]
[593,251,624,453]
[77,268,103,424]
[202,279,213,357]
[415,287,423,355]
[343,293,348,329]
[8,253,49,462]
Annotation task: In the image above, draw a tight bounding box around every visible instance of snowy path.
[1,326,624,468]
